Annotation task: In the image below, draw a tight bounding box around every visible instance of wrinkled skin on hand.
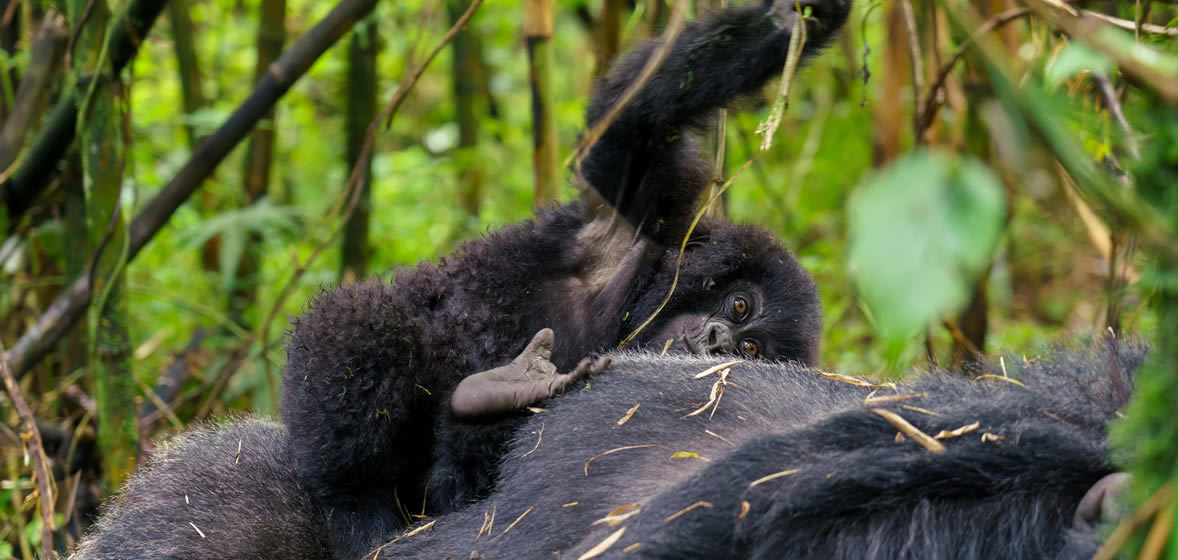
[451,329,612,418]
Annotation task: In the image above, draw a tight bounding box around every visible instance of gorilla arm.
[578,0,852,247]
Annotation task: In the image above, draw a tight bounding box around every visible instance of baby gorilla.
[281,0,847,557]
[70,344,1139,560]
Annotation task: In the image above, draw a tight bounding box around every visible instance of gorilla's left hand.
[450,328,611,418]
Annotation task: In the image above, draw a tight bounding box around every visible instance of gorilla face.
[643,283,778,359]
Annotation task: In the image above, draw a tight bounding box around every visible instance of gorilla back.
[72,346,1138,559]
[395,348,1134,560]
[69,417,327,560]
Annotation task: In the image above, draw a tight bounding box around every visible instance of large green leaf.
[847,150,1007,345]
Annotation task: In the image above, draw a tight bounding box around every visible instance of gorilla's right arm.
[580,0,850,243]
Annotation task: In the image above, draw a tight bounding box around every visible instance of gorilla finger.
[567,357,595,380]
[523,328,556,360]
[589,356,612,376]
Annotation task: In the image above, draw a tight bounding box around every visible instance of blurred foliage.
[0,0,1177,556]
[848,149,1006,356]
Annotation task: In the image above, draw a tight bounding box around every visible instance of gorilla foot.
[451,328,611,418]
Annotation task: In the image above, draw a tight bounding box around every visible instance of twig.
[897,0,923,141]
[1139,494,1174,560]
[1,0,16,26]
[584,444,658,476]
[398,0,442,79]
[64,0,97,64]
[1084,7,1173,37]
[5,0,383,378]
[64,384,97,414]
[705,0,730,216]
[756,8,807,151]
[871,408,946,454]
[858,2,882,107]
[748,468,798,487]
[495,505,533,538]
[196,0,485,417]
[1092,72,1140,160]
[917,7,1029,133]
[0,340,54,560]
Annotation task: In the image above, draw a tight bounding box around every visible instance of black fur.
[68,417,327,560]
[281,1,844,557]
[70,345,1138,559]
[389,345,1140,559]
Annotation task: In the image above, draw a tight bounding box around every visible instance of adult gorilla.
[394,347,1136,560]
[70,345,1138,560]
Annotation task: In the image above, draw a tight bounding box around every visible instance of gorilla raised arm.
[70,345,1137,560]
[281,1,844,557]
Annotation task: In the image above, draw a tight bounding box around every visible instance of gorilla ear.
[1073,472,1132,531]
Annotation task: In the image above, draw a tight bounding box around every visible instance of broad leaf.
[848,150,1006,345]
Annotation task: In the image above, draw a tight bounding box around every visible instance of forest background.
[0,0,1176,557]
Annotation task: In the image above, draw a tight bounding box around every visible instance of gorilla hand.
[450,328,611,418]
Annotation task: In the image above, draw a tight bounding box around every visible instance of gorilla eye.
[741,339,760,358]
[733,296,750,320]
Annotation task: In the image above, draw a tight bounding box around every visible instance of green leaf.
[847,150,1006,345]
[1046,42,1113,87]
[176,198,303,250]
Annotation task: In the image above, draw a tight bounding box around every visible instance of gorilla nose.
[704,322,733,353]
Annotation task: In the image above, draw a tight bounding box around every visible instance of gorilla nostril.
[707,327,718,346]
